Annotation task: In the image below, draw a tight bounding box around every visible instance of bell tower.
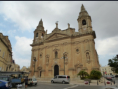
[33,19,45,43]
[77,4,92,32]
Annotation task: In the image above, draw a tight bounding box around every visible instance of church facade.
[29,5,100,79]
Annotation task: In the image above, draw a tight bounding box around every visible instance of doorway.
[54,65,59,76]
[40,71,42,77]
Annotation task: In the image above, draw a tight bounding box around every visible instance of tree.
[77,70,89,79]
[89,70,102,79]
[108,56,118,74]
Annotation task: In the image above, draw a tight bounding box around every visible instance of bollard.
[97,80,98,85]
[104,81,106,86]
[89,81,90,85]
[111,81,112,85]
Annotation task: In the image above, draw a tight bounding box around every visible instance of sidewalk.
[38,80,117,87]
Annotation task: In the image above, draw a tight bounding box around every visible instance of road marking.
[64,84,79,89]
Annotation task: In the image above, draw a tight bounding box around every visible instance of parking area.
[11,82,118,89]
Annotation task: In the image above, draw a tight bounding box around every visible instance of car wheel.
[62,81,65,84]
[30,83,32,86]
[35,83,37,85]
[51,80,54,83]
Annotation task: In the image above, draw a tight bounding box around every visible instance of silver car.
[51,75,70,84]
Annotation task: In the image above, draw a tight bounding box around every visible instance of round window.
[76,49,79,52]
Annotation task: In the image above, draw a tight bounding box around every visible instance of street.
[14,82,118,89]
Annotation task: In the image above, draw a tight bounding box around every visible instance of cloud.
[0,1,118,38]
[96,36,118,55]
[0,23,5,27]
[0,29,16,38]
[13,36,33,68]
[0,1,86,32]
[0,1,118,67]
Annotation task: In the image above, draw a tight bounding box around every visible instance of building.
[10,63,20,72]
[21,66,30,77]
[29,4,100,79]
[0,33,13,71]
[100,65,116,75]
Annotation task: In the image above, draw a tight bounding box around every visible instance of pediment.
[45,33,70,41]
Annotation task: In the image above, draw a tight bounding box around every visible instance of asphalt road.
[13,82,118,89]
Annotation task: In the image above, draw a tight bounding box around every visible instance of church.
[29,4,100,79]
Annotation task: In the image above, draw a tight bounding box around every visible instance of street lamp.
[116,54,118,72]
[61,52,68,75]
[33,57,37,76]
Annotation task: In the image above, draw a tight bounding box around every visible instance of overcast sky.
[0,1,118,69]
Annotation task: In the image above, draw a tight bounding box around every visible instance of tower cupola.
[33,19,45,43]
[77,4,92,32]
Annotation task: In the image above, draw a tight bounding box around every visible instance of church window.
[41,33,44,38]
[40,54,42,58]
[36,33,38,37]
[55,51,58,58]
[82,19,86,25]
[76,49,79,52]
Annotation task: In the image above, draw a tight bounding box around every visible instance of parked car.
[112,75,118,83]
[0,76,12,88]
[0,76,11,82]
[28,77,37,86]
[0,80,10,89]
[51,75,70,84]
[106,75,112,80]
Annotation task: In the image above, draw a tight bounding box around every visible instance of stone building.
[29,4,100,79]
[0,33,13,71]
[10,63,20,72]
[100,65,116,75]
[21,66,30,77]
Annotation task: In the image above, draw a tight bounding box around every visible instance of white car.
[112,75,118,83]
[51,75,70,84]
[28,77,37,86]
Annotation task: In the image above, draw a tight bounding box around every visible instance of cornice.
[32,38,94,51]
[0,34,12,53]
[31,30,96,47]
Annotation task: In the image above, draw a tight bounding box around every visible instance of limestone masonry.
[29,4,100,79]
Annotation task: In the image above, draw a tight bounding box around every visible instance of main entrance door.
[54,65,59,76]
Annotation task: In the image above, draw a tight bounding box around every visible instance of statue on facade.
[55,21,58,28]
[68,23,70,28]
[86,52,90,61]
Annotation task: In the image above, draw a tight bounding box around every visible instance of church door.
[54,65,59,76]
[40,71,42,77]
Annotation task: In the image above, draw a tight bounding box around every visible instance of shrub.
[77,70,89,79]
[89,70,102,79]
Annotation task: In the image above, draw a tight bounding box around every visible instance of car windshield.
[32,78,36,81]
[0,77,9,81]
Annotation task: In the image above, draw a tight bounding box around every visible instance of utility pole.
[64,55,65,75]
[33,57,37,76]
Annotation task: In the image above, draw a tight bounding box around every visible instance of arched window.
[86,52,90,61]
[55,51,58,58]
[82,19,86,25]
[76,49,79,52]
[36,33,38,37]
[41,33,44,38]
[40,54,42,58]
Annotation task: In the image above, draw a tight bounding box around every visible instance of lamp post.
[33,57,37,76]
[61,52,68,75]
[116,54,118,74]
[63,55,65,75]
